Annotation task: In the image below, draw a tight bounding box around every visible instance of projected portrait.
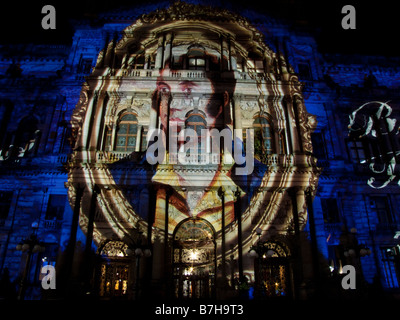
[108,45,261,235]
[67,2,318,263]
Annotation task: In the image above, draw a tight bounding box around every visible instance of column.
[218,187,227,285]
[282,97,293,154]
[135,125,142,152]
[155,34,164,70]
[228,37,232,71]
[275,38,288,75]
[121,53,128,69]
[147,89,160,149]
[82,185,99,292]
[151,187,164,284]
[93,92,109,151]
[289,187,303,299]
[164,187,172,297]
[264,54,271,73]
[103,39,114,67]
[305,188,320,281]
[82,91,98,150]
[160,90,171,161]
[163,33,173,69]
[144,54,150,69]
[220,36,228,71]
[292,96,304,153]
[59,184,83,294]
[233,95,243,141]
[234,188,244,282]
[104,33,118,68]
[230,47,237,71]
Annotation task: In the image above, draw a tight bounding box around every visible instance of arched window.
[14,115,40,156]
[133,55,145,69]
[115,113,138,152]
[187,46,206,70]
[253,115,274,158]
[99,240,130,257]
[97,240,132,298]
[185,111,207,156]
[254,241,291,298]
[173,218,216,299]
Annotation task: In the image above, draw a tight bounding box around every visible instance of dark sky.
[1,0,399,56]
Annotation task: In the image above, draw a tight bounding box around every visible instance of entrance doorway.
[96,240,133,298]
[172,218,216,299]
[254,241,292,298]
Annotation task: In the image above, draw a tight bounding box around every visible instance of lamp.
[249,248,258,258]
[132,228,152,300]
[15,224,46,300]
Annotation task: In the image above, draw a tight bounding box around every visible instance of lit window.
[188,57,205,70]
[253,115,274,158]
[185,112,207,156]
[187,46,206,70]
[115,113,138,152]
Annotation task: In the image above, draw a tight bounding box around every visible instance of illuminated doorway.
[173,218,216,299]
[254,241,292,298]
[97,240,133,298]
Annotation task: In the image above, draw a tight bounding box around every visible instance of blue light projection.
[0,0,400,300]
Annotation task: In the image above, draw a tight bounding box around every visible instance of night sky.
[1,0,399,56]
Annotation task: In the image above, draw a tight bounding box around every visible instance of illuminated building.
[0,1,399,300]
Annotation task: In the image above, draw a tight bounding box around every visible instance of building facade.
[0,1,399,300]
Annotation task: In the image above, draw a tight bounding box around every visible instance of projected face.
[147,63,240,231]
[152,66,230,184]
[70,42,264,247]
[156,69,222,132]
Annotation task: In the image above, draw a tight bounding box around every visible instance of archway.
[96,240,133,298]
[172,218,216,299]
[254,241,292,298]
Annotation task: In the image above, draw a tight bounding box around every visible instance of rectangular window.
[141,127,148,151]
[327,245,344,274]
[321,198,341,224]
[188,58,205,70]
[297,62,312,81]
[0,191,13,221]
[347,139,366,164]
[45,195,66,220]
[380,246,400,288]
[172,55,182,69]
[370,196,394,224]
[78,58,93,74]
[255,60,264,73]
[311,131,327,159]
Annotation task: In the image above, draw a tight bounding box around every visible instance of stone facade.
[0,1,399,300]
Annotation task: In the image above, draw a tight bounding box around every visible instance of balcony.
[43,219,63,230]
[91,67,269,82]
[257,153,318,168]
[95,151,321,169]
[96,151,221,166]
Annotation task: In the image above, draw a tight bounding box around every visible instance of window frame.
[253,114,275,156]
[115,112,139,152]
